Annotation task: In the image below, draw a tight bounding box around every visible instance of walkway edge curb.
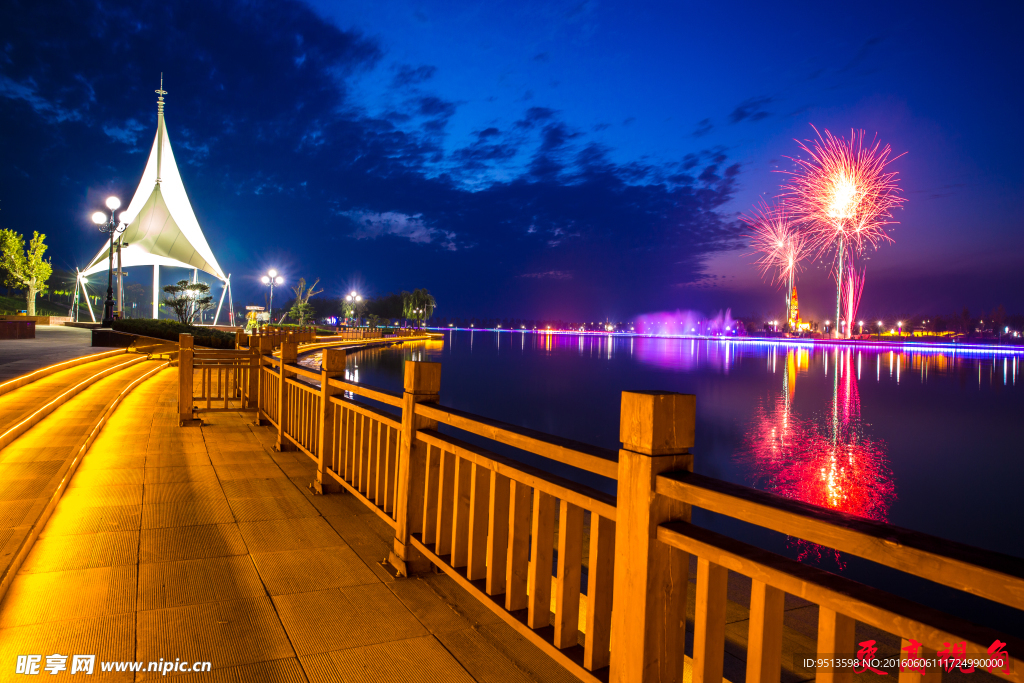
[0,360,169,604]
[0,354,146,451]
[0,348,127,397]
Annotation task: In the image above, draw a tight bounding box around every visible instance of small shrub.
[112,318,236,349]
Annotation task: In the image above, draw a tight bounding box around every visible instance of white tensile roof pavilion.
[81,80,233,324]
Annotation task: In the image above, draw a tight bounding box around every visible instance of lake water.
[311,330,1024,634]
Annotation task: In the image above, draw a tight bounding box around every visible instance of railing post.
[609,391,696,683]
[315,348,346,494]
[276,339,298,451]
[247,345,260,410]
[389,360,441,576]
[178,333,195,426]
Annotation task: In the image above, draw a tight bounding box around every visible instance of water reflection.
[737,348,895,567]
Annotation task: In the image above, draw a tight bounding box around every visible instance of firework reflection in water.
[737,348,895,569]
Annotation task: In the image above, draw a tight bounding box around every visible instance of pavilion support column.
[609,391,696,683]
[315,348,345,494]
[153,265,159,319]
[389,360,441,576]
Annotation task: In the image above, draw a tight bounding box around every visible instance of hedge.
[268,323,335,335]
[112,318,237,349]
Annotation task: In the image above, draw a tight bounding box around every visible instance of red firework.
[741,199,806,286]
[782,126,905,261]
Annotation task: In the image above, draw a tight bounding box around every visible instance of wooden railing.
[177,334,258,423]
[187,346,1024,683]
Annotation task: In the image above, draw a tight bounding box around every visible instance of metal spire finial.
[155,72,167,117]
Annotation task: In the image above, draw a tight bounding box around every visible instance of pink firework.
[782,126,905,260]
[741,199,806,286]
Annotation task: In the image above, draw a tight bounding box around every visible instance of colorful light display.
[781,126,905,338]
[742,199,806,330]
[737,349,895,567]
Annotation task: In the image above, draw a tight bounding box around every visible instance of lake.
[306,330,1024,635]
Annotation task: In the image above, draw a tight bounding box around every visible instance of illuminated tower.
[789,286,801,330]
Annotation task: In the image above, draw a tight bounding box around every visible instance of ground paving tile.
[0,367,586,682]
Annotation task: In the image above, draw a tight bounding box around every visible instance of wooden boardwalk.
[0,368,583,682]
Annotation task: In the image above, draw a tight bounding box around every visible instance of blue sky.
[1,0,1021,321]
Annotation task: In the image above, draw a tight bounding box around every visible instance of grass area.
[0,295,72,316]
[112,318,237,349]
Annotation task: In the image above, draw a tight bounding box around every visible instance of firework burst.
[783,126,905,258]
[782,126,905,337]
[742,199,806,326]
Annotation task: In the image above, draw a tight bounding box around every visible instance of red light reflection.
[738,349,895,567]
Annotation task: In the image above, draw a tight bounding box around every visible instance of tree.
[366,313,380,329]
[0,229,52,316]
[288,277,323,324]
[402,288,436,326]
[162,279,214,324]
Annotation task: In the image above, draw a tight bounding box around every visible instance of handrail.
[329,394,401,430]
[414,402,619,479]
[658,521,1023,681]
[417,428,617,520]
[657,470,1024,611]
[326,377,403,407]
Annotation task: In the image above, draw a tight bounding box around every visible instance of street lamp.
[859,320,864,335]
[344,291,362,324]
[91,196,129,327]
[261,269,284,323]
[897,320,903,339]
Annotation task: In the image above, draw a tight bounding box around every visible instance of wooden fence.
[177,334,259,423]
[200,343,1024,683]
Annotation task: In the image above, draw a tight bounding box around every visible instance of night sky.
[1,0,1021,322]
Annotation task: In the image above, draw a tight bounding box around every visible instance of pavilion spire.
[155,73,167,184]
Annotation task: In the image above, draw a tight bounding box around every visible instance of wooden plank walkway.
[0,368,584,682]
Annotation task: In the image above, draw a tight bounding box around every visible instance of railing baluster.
[693,557,728,683]
[554,499,584,649]
[421,444,441,545]
[435,449,456,556]
[897,639,940,683]
[486,471,510,596]
[367,419,379,499]
[815,608,855,683]
[450,455,472,568]
[528,489,555,629]
[466,462,491,581]
[505,479,531,611]
[375,422,387,505]
[746,580,785,683]
[383,426,398,514]
[584,514,615,670]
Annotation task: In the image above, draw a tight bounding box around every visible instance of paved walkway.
[0,326,96,382]
[0,358,165,601]
[0,368,582,683]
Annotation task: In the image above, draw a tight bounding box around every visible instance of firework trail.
[741,199,806,327]
[782,126,905,337]
[841,253,866,337]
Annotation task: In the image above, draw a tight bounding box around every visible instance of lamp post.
[898,320,903,339]
[344,291,362,324]
[91,196,128,327]
[261,270,284,323]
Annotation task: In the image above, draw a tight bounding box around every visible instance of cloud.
[392,64,437,87]
[729,96,773,123]
[692,118,713,137]
[519,270,572,280]
[0,0,744,318]
[0,75,81,123]
[102,118,147,146]
[346,211,457,251]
